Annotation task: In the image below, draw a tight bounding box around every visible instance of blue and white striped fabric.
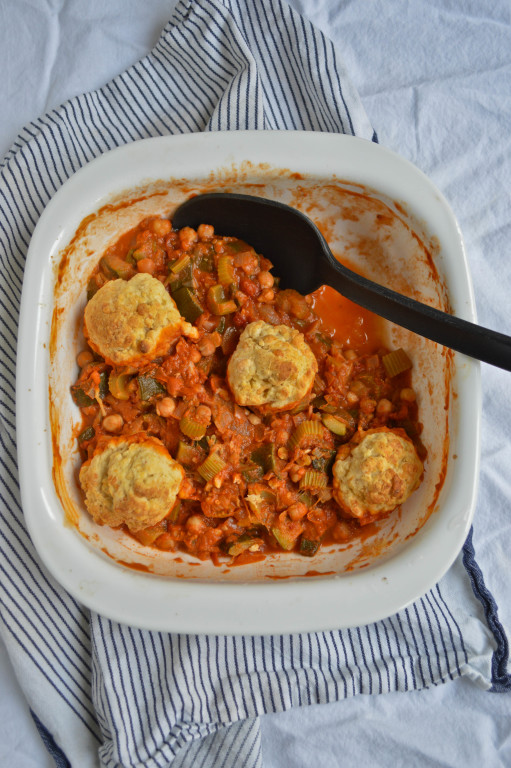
[0,0,508,765]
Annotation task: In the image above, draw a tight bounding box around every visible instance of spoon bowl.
[173,192,511,371]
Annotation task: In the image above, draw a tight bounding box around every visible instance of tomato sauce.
[71,217,425,565]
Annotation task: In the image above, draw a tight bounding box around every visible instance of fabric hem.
[462,528,511,691]
[31,711,72,768]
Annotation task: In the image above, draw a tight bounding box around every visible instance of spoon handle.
[320,255,511,371]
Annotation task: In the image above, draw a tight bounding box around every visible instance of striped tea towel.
[0,0,509,765]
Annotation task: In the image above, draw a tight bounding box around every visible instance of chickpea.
[151,218,172,237]
[102,414,123,433]
[178,226,198,249]
[137,258,156,274]
[167,376,181,396]
[346,391,359,405]
[198,338,215,357]
[186,515,207,533]
[287,502,308,521]
[376,398,393,416]
[277,446,289,460]
[344,349,358,360]
[198,333,221,357]
[234,252,258,275]
[360,397,377,414]
[400,388,416,402]
[296,454,312,467]
[289,466,305,483]
[156,397,176,417]
[234,290,248,306]
[190,347,202,363]
[197,223,214,241]
[259,288,275,303]
[183,325,199,341]
[76,349,94,368]
[257,271,274,288]
[196,404,212,423]
[333,520,352,542]
[350,380,368,397]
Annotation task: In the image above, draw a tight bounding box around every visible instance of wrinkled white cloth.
[0,1,510,767]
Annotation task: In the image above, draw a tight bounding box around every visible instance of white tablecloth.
[1,1,509,765]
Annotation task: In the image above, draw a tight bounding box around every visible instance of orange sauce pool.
[311,284,383,354]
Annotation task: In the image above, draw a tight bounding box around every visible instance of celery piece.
[289,420,323,448]
[179,416,207,440]
[299,470,328,489]
[382,348,412,378]
[321,413,348,436]
[207,285,237,315]
[198,453,227,482]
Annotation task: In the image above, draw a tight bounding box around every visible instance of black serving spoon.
[172,192,511,371]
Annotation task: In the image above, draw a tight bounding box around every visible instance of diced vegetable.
[297,490,314,507]
[71,386,95,408]
[179,416,207,440]
[71,370,108,407]
[250,444,277,473]
[215,317,226,334]
[131,519,167,546]
[167,260,194,292]
[97,371,109,399]
[78,425,95,443]
[271,527,296,551]
[311,449,336,473]
[228,533,259,557]
[383,348,412,377]
[221,326,240,355]
[109,372,132,401]
[217,256,236,286]
[99,254,136,280]
[170,254,192,274]
[228,240,253,254]
[290,398,310,414]
[289,420,324,449]
[138,375,167,401]
[207,285,237,315]
[300,538,320,557]
[246,490,276,515]
[197,254,214,273]
[176,441,203,467]
[198,452,227,482]
[299,470,328,489]
[168,500,181,523]
[171,286,204,323]
[321,413,347,436]
[131,248,148,262]
[87,277,102,300]
[240,463,265,482]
